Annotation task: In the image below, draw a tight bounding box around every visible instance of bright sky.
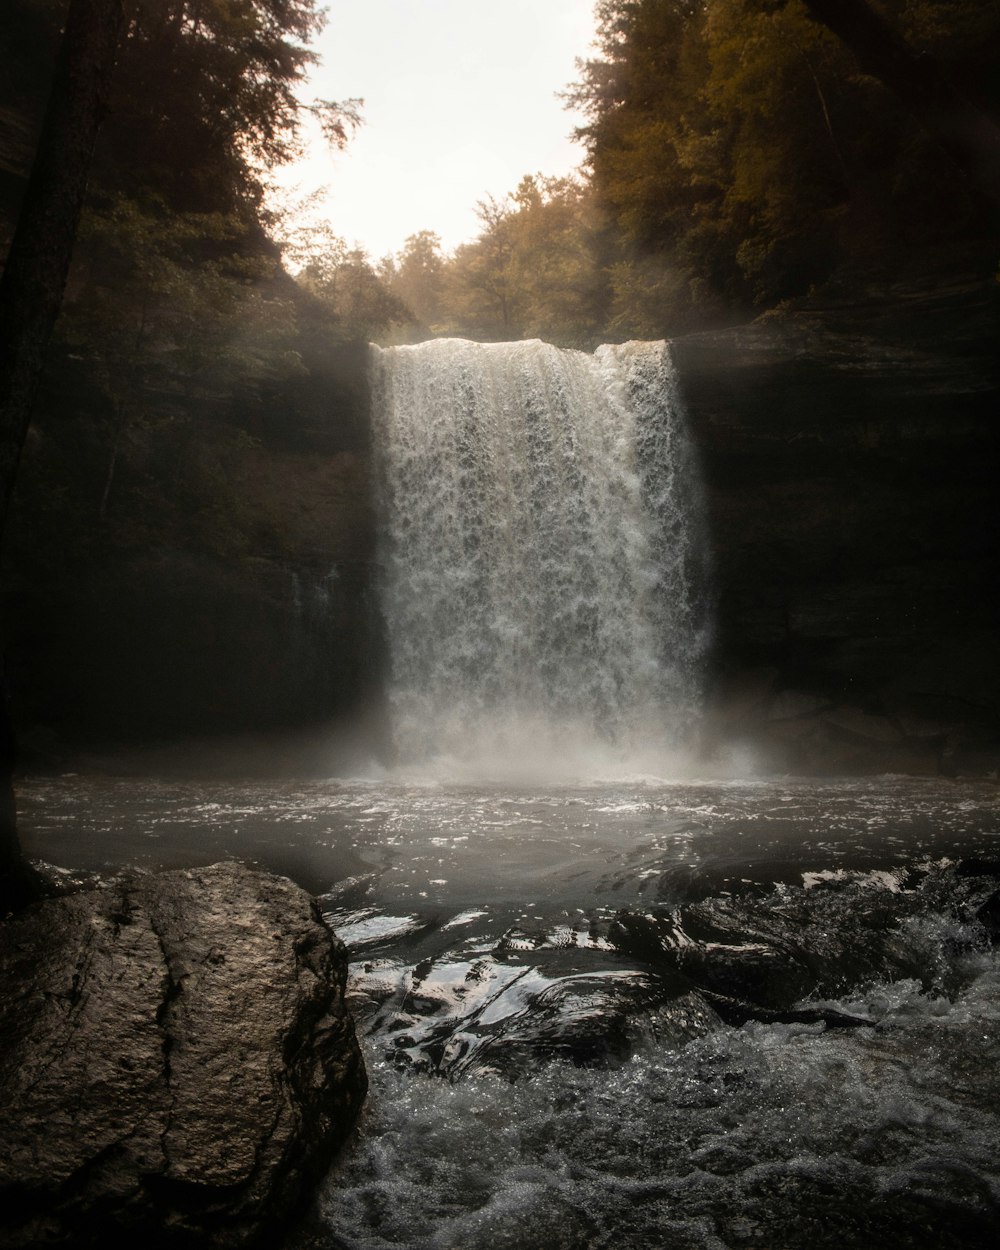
[274,0,598,261]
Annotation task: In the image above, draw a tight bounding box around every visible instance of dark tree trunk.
[801,0,1000,211]
[0,0,126,912]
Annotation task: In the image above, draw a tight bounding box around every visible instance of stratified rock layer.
[673,273,1000,773]
[0,863,367,1248]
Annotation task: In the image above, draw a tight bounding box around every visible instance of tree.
[390,231,447,329]
[100,1,346,219]
[0,0,126,909]
[277,212,408,340]
[0,0,352,908]
[0,0,126,528]
[445,196,519,337]
[501,175,606,346]
[62,196,303,522]
[564,0,1000,333]
[801,0,1000,209]
[567,1,747,324]
[698,0,854,302]
[568,0,713,252]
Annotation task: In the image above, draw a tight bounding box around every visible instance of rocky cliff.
[5,264,996,777]
[3,338,390,769]
[673,269,999,774]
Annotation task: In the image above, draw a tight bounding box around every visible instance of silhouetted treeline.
[0,0,362,578]
[2,0,998,557]
[370,0,999,347]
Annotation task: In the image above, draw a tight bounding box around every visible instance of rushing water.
[369,339,709,770]
[17,772,1000,1249]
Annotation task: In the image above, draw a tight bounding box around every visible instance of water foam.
[370,338,710,776]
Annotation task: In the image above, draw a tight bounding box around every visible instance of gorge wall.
[5,275,997,777]
[2,339,388,771]
[674,272,999,775]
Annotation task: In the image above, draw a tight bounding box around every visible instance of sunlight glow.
[273,0,597,260]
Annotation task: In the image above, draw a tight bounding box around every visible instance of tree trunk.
[801,0,1000,211]
[0,0,126,912]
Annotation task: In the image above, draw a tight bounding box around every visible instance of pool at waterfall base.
[18,771,1000,1250]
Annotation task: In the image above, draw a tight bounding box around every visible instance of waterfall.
[370,338,710,773]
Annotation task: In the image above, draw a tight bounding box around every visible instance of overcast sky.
[273,0,598,260]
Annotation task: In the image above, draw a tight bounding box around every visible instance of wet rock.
[956,858,1000,880]
[975,892,1000,942]
[0,863,367,1249]
[822,706,903,744]
[608,871,943,1013]
[766,689,835,722]
[699,990,872,1031]
[608,908,814,1008]
[437,969,718,1079]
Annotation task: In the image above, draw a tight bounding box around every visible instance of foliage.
[443,196,519,338]
[62,196,304,516]
[285,219,408,339]
[98,0,359,219]
[387,177,609,349]
[0,0,371,572]
[565,0,1000,330]
[477,176,606,345]
[353,0,1000,349]
[4,0,998,503]
[385,231,448,330]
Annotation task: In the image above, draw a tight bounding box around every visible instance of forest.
[370,0,1000,344]
[1,0,997,578]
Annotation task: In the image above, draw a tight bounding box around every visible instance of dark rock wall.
[673,274,999,774]
[4,343,390,767]
[12,547,372,738]
[5,277,996,776]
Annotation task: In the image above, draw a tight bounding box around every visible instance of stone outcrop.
[673,270,1000,774]
[3,337,388,764]
[0,863,367,1248]
[10,543,377,748]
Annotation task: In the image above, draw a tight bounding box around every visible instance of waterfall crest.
[370,338,710,774]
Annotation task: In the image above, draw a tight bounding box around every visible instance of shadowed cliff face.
[5,273,997,777]
[10,452,375,740]
[673,272,1000,774]
[3,340,391,768]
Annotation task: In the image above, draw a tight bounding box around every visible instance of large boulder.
[0,863,367,1248]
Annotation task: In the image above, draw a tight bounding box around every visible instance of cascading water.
[370,338,710,771]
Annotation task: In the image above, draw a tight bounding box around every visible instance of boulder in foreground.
[0,862,367,1248]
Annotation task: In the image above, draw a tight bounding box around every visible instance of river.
[17,769,1000,1249]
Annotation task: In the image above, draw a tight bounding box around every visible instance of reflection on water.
[17,774,999,903]
[17,773,1000,1248]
